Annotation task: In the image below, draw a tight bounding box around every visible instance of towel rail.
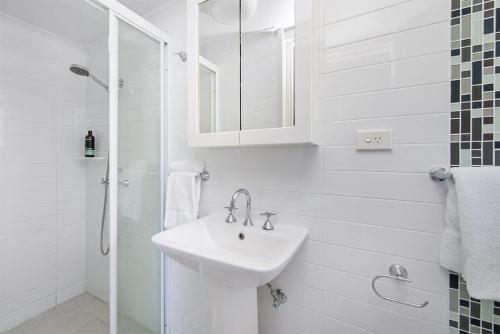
[196,170,210,181]
[429,167,451,181]
[168,170,209,181]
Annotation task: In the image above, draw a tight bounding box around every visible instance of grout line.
[318,0,415,27]
[319,17,450,50]
[318,50,449,79]
[316,80,448,100]
[310,242,445,271]
[317,111,450,123]
[321,290,448,330]
[320,216,443,237]
[316,79,450,99]
[318,18,448,52]
[318,50,450,76]
[321,313,378,334]
[317,112,451,123]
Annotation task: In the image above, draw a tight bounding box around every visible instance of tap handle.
[260,212,276,230]
[224,206,238,224]
[260,212,276,219]
[224,206,238,213]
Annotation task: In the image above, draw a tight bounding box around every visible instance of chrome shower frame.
[75,1,171,334]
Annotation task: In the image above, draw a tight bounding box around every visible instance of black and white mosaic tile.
[450,0,500,333]
[450,0,500,168]
[449,272,500,334]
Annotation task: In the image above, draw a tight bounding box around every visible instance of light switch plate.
[356,130,392,150]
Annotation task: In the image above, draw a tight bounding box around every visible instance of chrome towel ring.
[371,264,429,308]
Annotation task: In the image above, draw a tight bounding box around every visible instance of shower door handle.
[119,180,130,187]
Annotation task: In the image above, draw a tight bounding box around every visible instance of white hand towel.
[169,160,205,173]
[164,171,201,228]
[439,167,500,300]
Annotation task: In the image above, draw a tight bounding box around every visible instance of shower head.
[70,64,90,77]
[69,64,109,91]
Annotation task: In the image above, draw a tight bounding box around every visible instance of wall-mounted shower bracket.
[174,51,187,62]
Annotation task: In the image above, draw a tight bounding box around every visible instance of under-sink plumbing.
[266,283,287,310]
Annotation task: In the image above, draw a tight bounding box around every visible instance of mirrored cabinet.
[187,0,316,147]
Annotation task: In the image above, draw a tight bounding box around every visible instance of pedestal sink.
[151,213,308,334]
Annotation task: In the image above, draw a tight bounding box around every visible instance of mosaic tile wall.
[450,0,500,333]
[451,0,500,167]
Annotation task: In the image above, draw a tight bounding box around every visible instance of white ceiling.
[119,0,173,16]
[0,0,171,46]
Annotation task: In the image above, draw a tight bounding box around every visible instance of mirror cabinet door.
[240,0,295,130]
[198,0,240,134]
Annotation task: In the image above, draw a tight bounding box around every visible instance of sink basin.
[151,213,308,288]
[151,213,308,334]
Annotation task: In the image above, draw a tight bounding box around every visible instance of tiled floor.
[5,293,153,334]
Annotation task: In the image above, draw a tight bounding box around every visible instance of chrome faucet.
[225,188,253,226]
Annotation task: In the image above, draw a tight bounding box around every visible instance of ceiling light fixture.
[202,0,258,25]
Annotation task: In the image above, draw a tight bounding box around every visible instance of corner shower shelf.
[82,156,106,161]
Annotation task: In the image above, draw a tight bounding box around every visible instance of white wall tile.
[320,21,449,73]
[323,144,449,173]
[321,267,447,325]
[323,171,446,203]
[322,243,448,295]
[321,315,375,334]
[0,14,88,332]
[319,52,449,98]
[317,114,449,146]
[147,0,450,332]
[322,292,447,334]
[319,0,408,26]
[322,194,445,233]
[322,219,442,262]
[321,0,449,49]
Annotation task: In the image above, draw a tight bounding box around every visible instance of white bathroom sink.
[151,213,308,288]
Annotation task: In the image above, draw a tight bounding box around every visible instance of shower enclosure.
[0,1,169,333]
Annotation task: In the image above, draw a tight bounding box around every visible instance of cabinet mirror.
[197,0,295,134]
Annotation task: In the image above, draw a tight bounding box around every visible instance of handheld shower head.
[69,64,109,91]
[70,64,90,77]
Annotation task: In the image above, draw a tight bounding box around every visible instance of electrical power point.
[356,130,392,150]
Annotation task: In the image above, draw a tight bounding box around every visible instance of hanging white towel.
[164,171,201,228]
[439,167,500,300]
[169,160,205,173]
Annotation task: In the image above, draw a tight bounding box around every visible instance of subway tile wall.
[149,0,451,333]
[449,0,500,333]
[0,13,88,332]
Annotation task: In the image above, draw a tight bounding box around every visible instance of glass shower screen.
[116,18,163,334]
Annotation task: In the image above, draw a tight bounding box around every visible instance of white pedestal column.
[209,284,258,334]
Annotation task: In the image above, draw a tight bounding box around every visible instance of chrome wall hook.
[371,264,429,308]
